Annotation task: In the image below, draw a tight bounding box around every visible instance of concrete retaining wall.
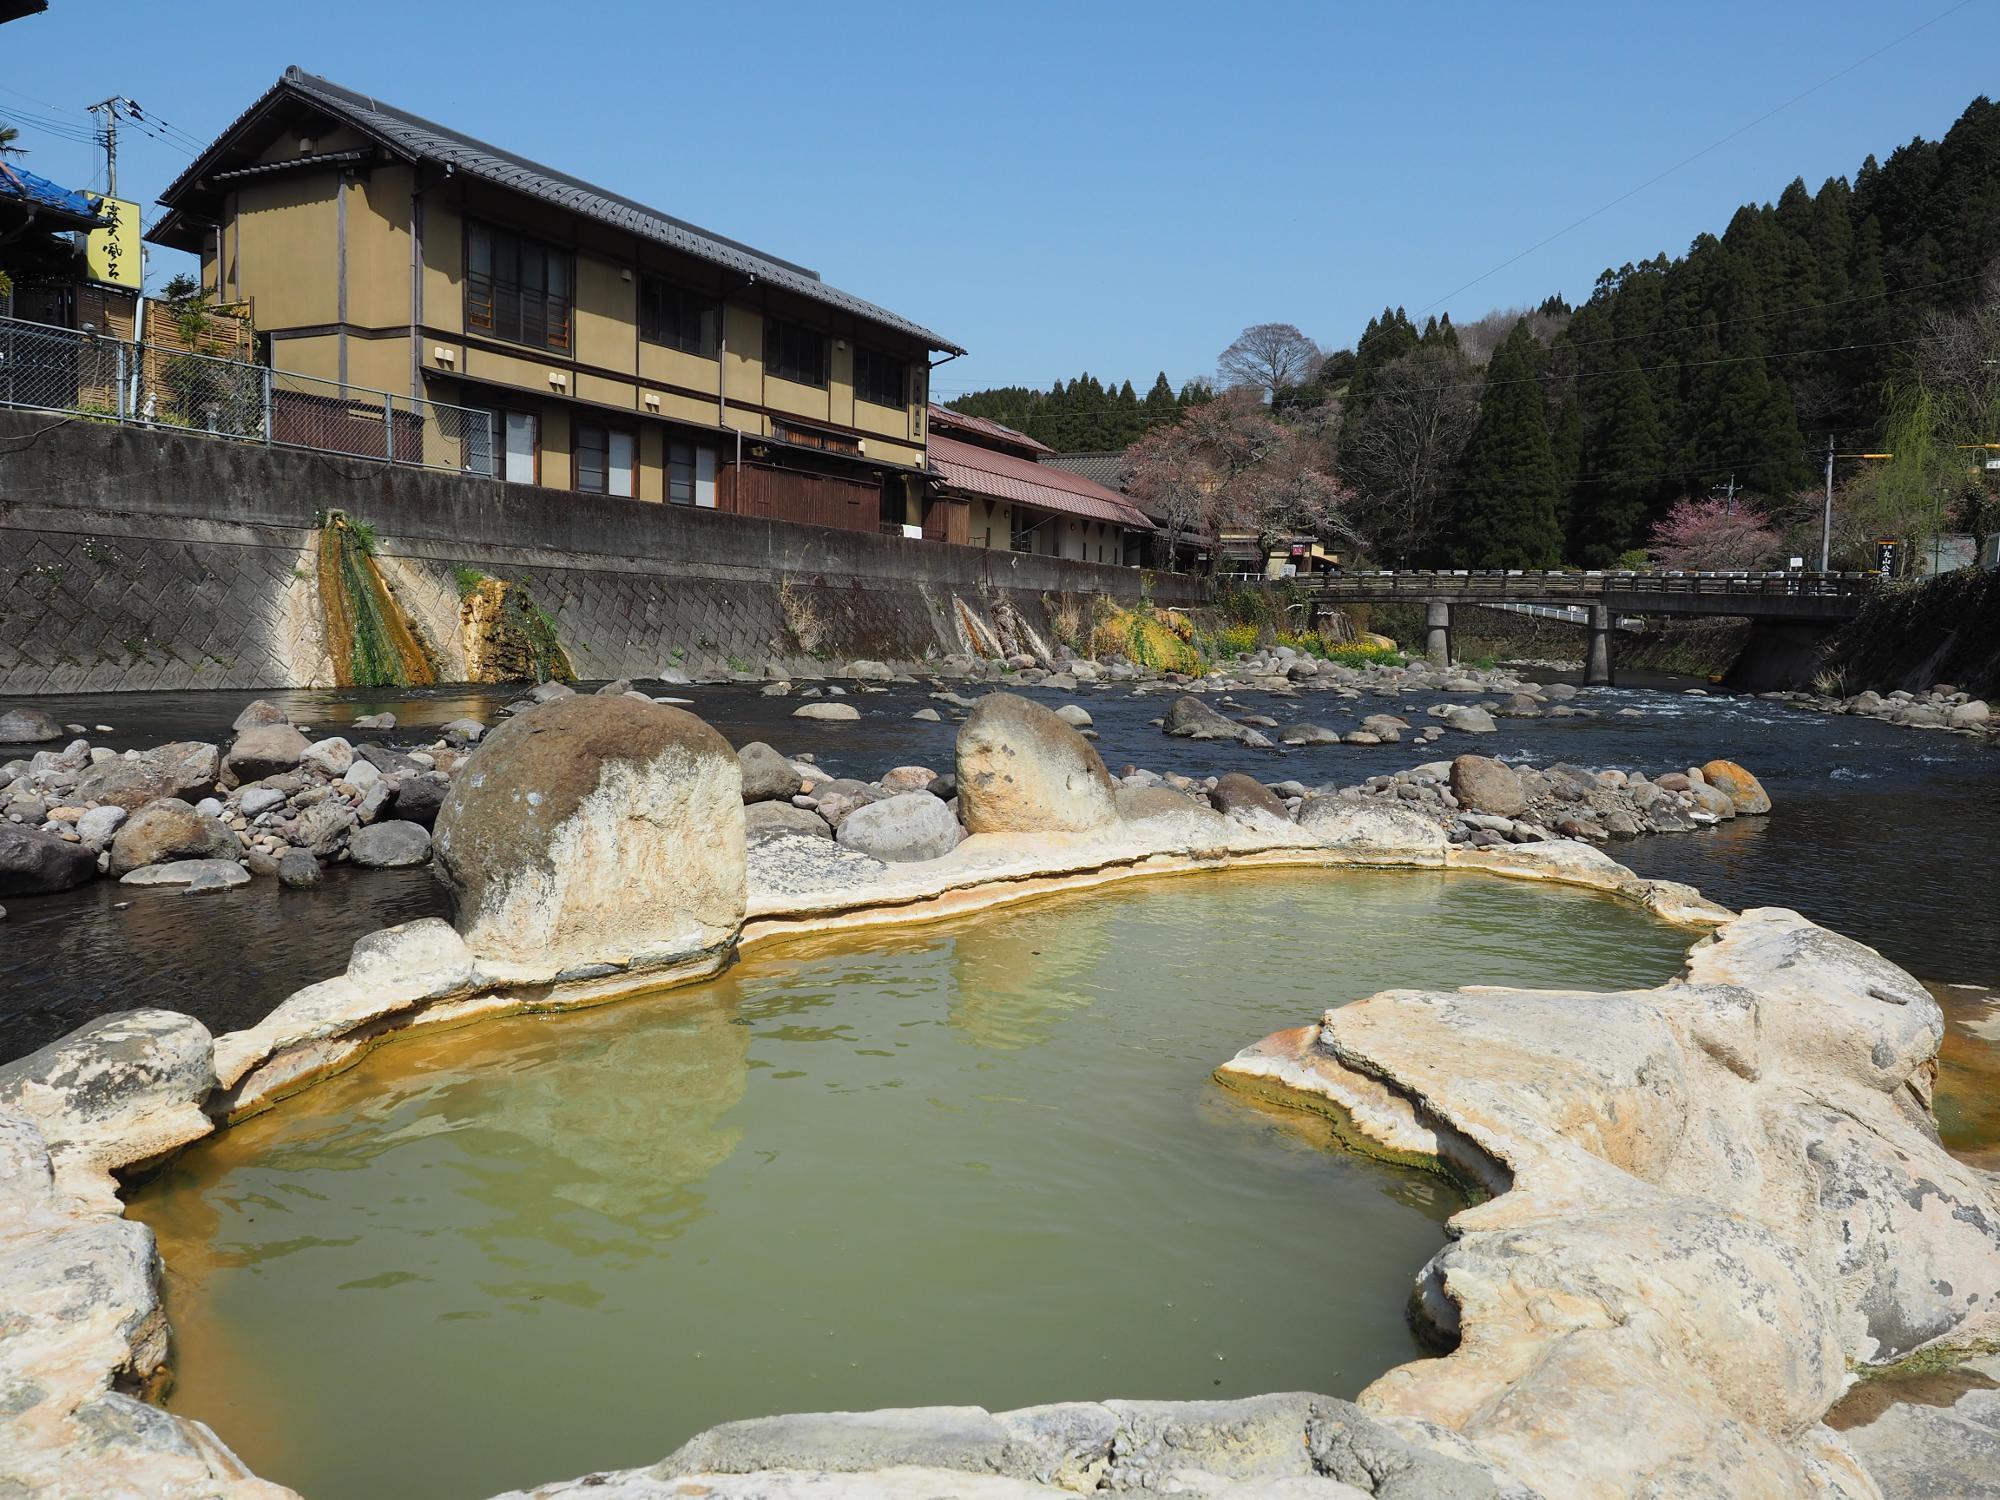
[0,413,1198,693]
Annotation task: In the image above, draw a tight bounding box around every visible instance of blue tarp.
[0,161,104,221]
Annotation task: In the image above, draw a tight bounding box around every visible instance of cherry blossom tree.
[1647,496,1781,569]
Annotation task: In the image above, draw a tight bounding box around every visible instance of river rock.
[738,742,803,803]
[350,711,396,731]
[912,707,943,722]
[0,705,63,744]
[844,659,895,681]
[348,820,432,869]
[1440,705,1497,734]
[239,786,286,817]
[276,849,322,888]
[0,1008,215,1178]
[955,693,1118,835]
[1209,772,1290,823]
[301,736,355,777]
[1296,796,1448,859]
[230,699,290,731]
[1688,781,1737,819]
[836,792,964,863]
[0,823,99,894]
[1115,784,1212,822]
[441,718,486,744]
[388,774,447,828]
[745,801,832,840]
[1278,723,1342,745]
[1948,699,1991,727]
[1699,760,1772,815]
[1054,704,1093,728]
[878,765,938,795]
[433,695,746,967]
[73,804,127,846]
[118,858,250,890]
[1163,695,1274,748]
[347,917,475,992]
[1450,756,1526,817]
[295,801,356,858]
[223,723,308,783]
[107,798,238,876]
[794,702,860,722]
[72,742,219,812]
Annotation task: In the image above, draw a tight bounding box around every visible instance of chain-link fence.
[0,314,496,476]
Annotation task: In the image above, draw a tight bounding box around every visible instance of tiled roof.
[0,162,106,229]
[1042,450,1130,492]
[930,434,1153,530]
[153,68,963,354]
[927,402,1051,455]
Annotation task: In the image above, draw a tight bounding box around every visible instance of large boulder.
[230,699,291,732]
[0,824,98,895]
[955,693,1118,835]
[106,798,238,876]
[432,695,746,966]
[1163,695,1273,748]
[223,722,309,783]
[71,742,218,811]
[1450,755,1526,816]
[738,742,803,803]
[1440,704,1497,734]
[836,792,964,863]
[1296,796,1448,859]
[0,705,63,744]
[1700,760,1772,815]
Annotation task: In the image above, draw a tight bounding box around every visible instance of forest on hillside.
[951,96,2000,571]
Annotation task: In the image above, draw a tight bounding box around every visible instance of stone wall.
[0,413,1200,694]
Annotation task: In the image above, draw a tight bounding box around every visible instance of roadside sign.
[82,195,141,290]
[1873,538,1901,577]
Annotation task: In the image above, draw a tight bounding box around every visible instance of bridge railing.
[1295,569,1875,601]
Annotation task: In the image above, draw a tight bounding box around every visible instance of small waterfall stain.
[316,516,438,688]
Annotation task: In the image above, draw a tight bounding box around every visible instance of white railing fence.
[0,314,494,477]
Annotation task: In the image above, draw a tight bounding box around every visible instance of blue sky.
[3,1,1993,399]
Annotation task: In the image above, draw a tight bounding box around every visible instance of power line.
[1414,0,1977,315]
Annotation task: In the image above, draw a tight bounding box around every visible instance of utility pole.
[85,96,121,197]
[1820,435,1835,572]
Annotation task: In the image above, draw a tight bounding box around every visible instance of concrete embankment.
[0,412,1197,695]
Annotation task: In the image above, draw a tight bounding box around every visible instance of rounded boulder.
[954,693,1118,835]
[108,798,240,876]
[1699,760,1772,816]
[1450,755,1527,817]
[432,695,746,966]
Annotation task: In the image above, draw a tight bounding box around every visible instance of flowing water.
[128,870,1696,1500]
[5,672,1996,1061]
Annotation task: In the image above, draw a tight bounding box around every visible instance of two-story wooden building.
[148,67,962,533]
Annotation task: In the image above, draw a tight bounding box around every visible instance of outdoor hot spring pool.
[129,869,1697,1500]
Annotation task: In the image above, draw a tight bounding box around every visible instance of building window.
[575,422,635,497]
[667,440,717,507]
[765,317,827,387]
[466,222,572,353]
[1011,512,1039,553]
[854,346,907,409]
[639,278,720,358]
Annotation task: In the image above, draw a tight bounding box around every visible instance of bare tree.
[1337,345,1483,563]
[1216,323,1323,403]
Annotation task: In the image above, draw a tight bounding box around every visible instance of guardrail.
[1294,569,1875,600]
[0,313,494,477]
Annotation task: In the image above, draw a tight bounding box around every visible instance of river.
[2,671,1996,1062]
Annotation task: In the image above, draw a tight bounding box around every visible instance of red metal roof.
[930,434,1153,529]
[927,403,1053,456]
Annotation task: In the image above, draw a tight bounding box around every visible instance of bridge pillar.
[1425,601,1452,668]
[1585,604,1615,686]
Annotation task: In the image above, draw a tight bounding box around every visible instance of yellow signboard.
[83,195,141,290]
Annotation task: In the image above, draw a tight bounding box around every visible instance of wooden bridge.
[1291,570,1878,684]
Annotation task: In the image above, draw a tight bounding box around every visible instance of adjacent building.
[927,405,1152,563]
[148,68,963,533]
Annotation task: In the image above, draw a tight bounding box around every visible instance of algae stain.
[456,573,575,685]
[316,515,438,689]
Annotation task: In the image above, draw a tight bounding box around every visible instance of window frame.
[573,419,637,498]
[764,316,829,389]
[465,221,574,354]
[638,276,721,359]
[853,345,908,410]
